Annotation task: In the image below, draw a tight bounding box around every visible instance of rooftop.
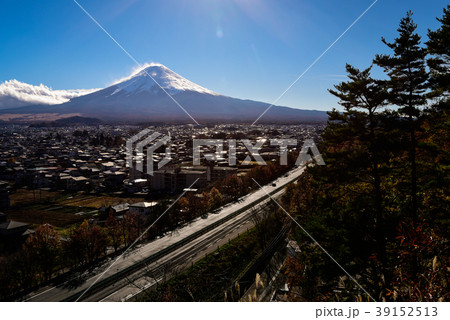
[130,202,158,208]
[0,220,29,230]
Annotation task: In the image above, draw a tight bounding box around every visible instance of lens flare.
[216,26,224,38]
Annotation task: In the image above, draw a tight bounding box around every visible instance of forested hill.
[282,7,449,302]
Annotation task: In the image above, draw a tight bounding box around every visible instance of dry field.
[5,207,84,227]
[58,195,146,208]
[9,189,62,206]
[6,189,146,227]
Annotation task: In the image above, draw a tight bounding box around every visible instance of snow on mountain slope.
[0,80,99,109]
[0,63,328,123]
[109,63,219,96]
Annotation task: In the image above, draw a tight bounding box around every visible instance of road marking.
[100,289,121,302]
[122,277,164,301]
[24,286,57,302]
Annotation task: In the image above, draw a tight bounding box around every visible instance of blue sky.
[0,0,448,111]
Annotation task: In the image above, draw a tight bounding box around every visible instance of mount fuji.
[0,64,327,123]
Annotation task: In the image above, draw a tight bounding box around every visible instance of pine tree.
[329,64,389,286]
[374,11,428,220]
[423,6,450,239]
[426,5,450,107]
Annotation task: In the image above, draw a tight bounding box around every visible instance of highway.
[93,204,267,302]
[23,164,306,302]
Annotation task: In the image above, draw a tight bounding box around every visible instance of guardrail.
[62,168,304,301]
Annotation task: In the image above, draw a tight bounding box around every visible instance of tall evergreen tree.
[427,5,450,109]
[374,11,428,220]
[329,64,389,284]
[423,5,450,238]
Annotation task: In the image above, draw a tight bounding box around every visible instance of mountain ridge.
[0,64,328,123]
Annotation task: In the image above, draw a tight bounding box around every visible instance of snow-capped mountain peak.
[110,63,218,96]
[0,63,328,123]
